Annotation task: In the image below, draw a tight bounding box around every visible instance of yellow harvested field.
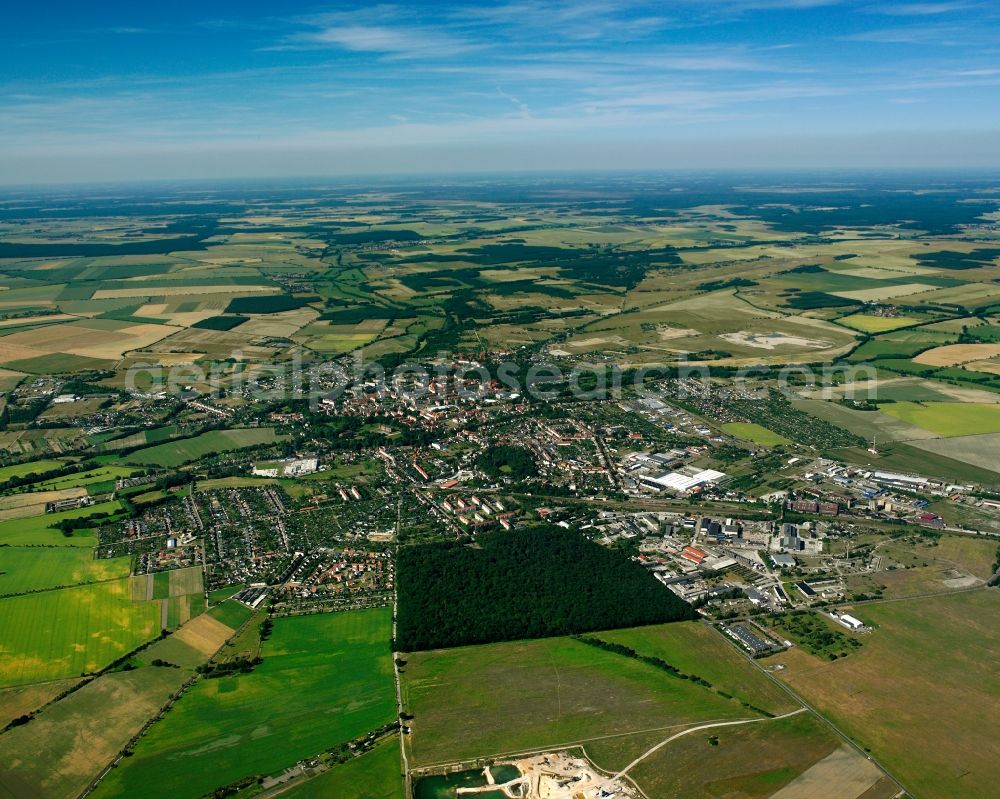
[238,307,318,338]
[0,314,80,328]
[0,488,87,520]
[123,351,203,366]
[0,341,48,362]
[833,283,937,302]
[171,612,237,657]
[769,746,884,799]
[833,266,933,280]
[838,314,915,333]
[135,304,219,327]
[92,285,278,299]
[914,343,1000,367]
[0,322,181,361]
[965,360,1000,375]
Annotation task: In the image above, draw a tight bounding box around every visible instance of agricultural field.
[0,499,123,546]
[0,458,66,482]
[0,678,81,729]
[837,313,919,333]
[0,611,242,799]
[768,590,999,799]
[587,712,884,799]
[594,622,799,715]
[878,401,1000,436]
[123,427,284,466]
[0,578,162,686]
[908,432,1000,474]
[0,547,131,595]
[279,739,404,799]
[91,608,397,799]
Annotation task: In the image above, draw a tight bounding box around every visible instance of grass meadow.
[771,589,999,799]
[721,422,792,446]
[400,623,791,769]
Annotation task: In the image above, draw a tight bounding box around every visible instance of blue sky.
[1,1,999,183]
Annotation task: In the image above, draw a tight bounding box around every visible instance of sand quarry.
[719,331,830,350]
[455,753,636,799]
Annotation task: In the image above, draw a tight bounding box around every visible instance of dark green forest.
[395,527,696,651]
[476,444,536,480]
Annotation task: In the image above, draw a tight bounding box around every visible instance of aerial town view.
[0,3,998,799]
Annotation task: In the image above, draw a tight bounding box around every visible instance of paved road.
[392,589,411,798]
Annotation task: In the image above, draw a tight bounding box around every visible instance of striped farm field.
[0,579,162,687]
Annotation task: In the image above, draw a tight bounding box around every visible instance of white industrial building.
[642,468,726,493]
[831,612,865,631]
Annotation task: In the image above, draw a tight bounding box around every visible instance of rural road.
[607,708,808,784]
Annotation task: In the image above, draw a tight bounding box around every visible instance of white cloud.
[295,24,478,58]
[869,2,976,16]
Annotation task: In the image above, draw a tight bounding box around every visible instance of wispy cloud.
[868,2,976,16]
[3,0,999,182]
[844,23,972,43]
[289,23,478,58]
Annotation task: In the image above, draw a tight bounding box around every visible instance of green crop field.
[32,465,140,492]
[400,629,787,769]
[0,578,162,686]
[123,428,284,467]
[878,401,1000,436]
[279,739,404,799]
[0,499,123,546]
[0,547,131,595]
[721,422,791,446]
[771,590,999,799]
[0,459,66,482]
[206,598,254,629]
[0,611,245,799]
[92,608,396,799]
